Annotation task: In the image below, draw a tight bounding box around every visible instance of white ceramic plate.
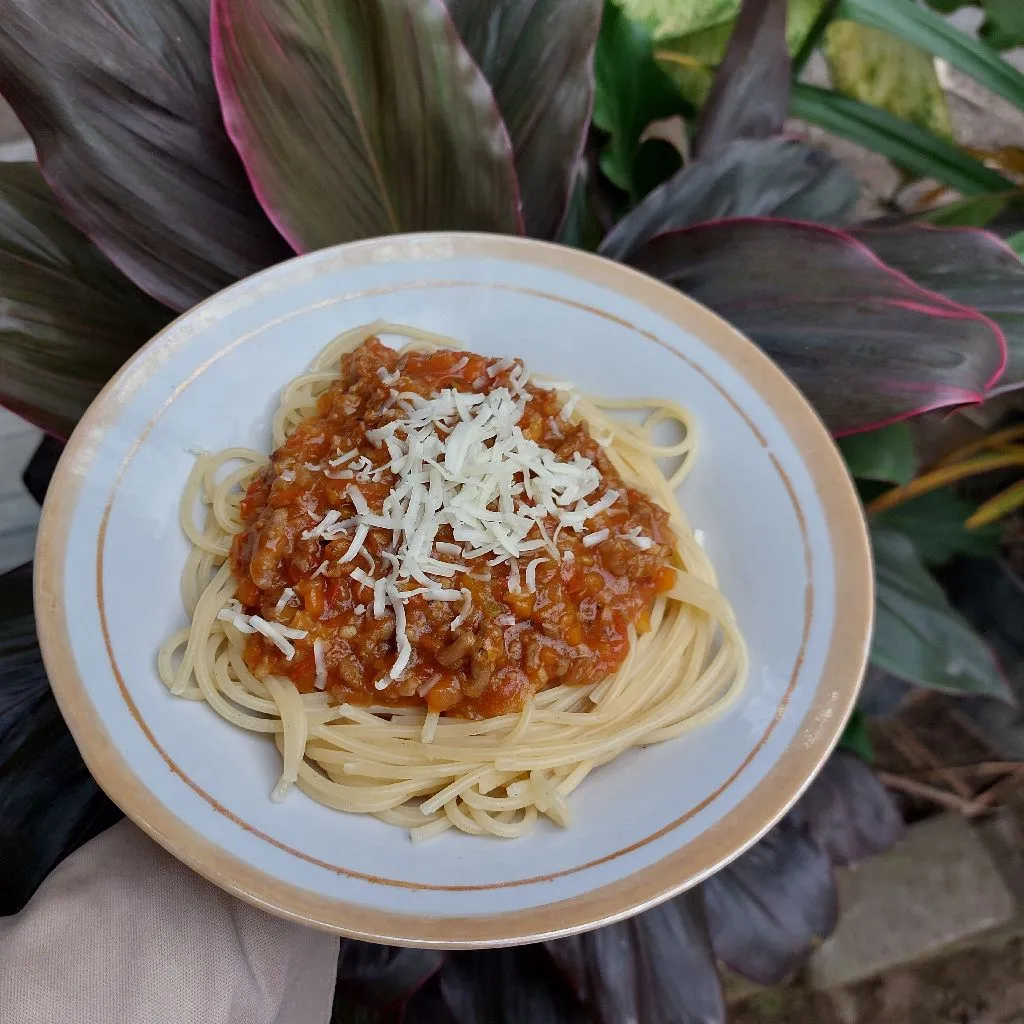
[35,233,872,947]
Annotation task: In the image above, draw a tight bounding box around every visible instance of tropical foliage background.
[2,0,1024,1020]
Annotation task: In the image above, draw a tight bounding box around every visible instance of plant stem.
[865,453,1024,516]
[792,0,841,79]
[936,426,1024,467]
[966,479,1024,528]
[876,770,993,818]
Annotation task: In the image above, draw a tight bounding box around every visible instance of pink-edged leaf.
[599,138,858,262]
[0,0,291,312]
[445,0,601,239]
[0,163,171,438]
[627,218,1007,435]
[694,0,789,159]
[853,225,1024,397]
[212,0,522,253]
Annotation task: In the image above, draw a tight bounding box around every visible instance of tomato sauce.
[230,339,675,717]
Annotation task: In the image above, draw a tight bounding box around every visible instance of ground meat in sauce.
[230,338,676,718]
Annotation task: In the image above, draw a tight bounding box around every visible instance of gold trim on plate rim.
[34,233,873,947]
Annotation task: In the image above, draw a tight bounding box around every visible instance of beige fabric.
[0,820,339,1024]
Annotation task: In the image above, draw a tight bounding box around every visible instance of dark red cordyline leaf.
[626,218,1007,435]
[0,163,171,437]
[334,941,444,1008]
[546,891,725,1024]
[599,138,858,261]
[0,564,122,916]
[445,0,601,239]
[436,947,586,1024]
[212,0,522,254]
[693,0,790,159]
[0,0,291,312]
[702,816,838,986]
[853,225,1024,397]
[789,751,904,867]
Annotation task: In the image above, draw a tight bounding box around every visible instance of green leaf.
[871,526,1010,700]
[839,423,916,484]
[823,20,952,139]
[0,0,291,312]
[593,0,691,199]
[1007,230,1024,258]
[624,219,1004,435]
[599,137,858,260]
[922,0,1024,52]
[852,225,1024,397]
[0,163,171,437]
[445,0,602,239]
[978,0,1024,51]
[841,0,1024,113]
[838,710,874,763]
[211,0,522,253]
[693,0,790,159]
[872,489,1003,566]
[791,84,1014,197]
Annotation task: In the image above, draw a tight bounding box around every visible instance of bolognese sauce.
[229,338,676,718]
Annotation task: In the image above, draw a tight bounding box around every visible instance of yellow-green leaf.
[650,0,828,106]
[824,21,952,139]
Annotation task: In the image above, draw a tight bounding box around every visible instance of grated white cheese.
[582,528,609,548]
[312,560,329,577]
[302,509,341,541]
[273,588,295,616]
[450,588,473,630]
[560,394,581,421]
[248,616,305,660]
[313,639,327,690]
[694,528,706,548]
[525,558,549,593]
[328,448,358,467]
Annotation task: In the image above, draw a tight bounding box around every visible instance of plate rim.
[34,231,873,947]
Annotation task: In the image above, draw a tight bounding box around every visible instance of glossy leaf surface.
[703,816,838,986]
[446,0,601,238]
[546,892,725,1024]
[693,0,790,158]
[789,751,904,867]
[599,138,858,261]
[626,219,1005,434]
[839,423,916,485]
[0,163,171,437]
[0,0,291,311]
[853,225,1024,397]
[212,0,522,253]
[872,527,1011,700]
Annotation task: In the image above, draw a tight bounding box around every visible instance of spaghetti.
[158,322,747,840]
